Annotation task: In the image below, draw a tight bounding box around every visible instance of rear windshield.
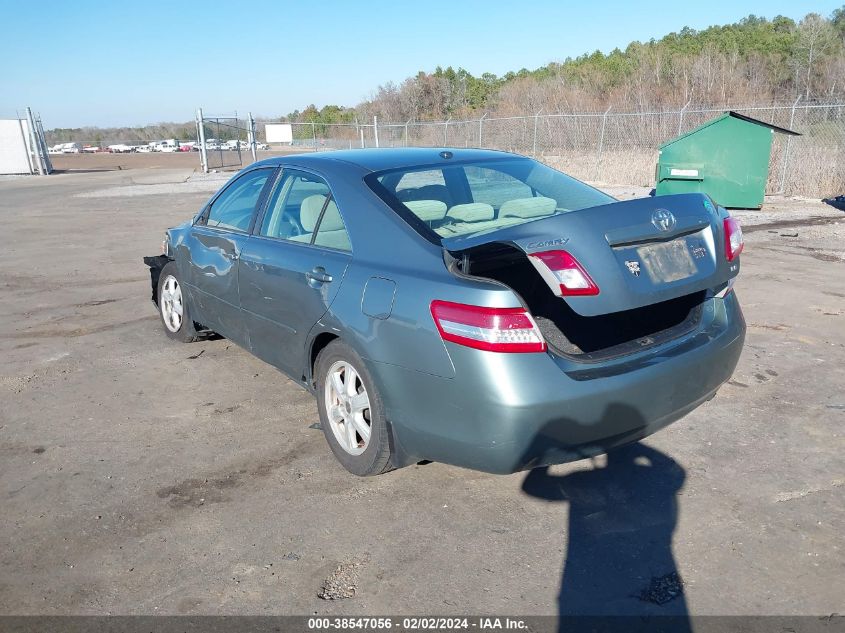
[366,158,614,242]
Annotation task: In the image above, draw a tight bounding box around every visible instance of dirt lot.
[0,165,843,617]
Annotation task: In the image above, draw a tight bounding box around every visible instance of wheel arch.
[307,331,340,388]
[143,254,174,307]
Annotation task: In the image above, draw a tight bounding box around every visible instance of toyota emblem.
[652,208,676,232]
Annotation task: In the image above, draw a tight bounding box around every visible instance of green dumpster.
[655,111,800,209]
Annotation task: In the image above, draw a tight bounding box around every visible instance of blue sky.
[2,0,840,127]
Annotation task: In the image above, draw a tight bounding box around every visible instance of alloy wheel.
[324,360,372,456]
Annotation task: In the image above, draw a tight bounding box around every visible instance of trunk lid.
[445,193,738,317]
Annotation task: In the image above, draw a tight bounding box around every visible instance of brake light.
[528,250,600,296]
[430,300,546,353]
[724,216,744,261]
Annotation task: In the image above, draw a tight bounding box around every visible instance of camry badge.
[625,260,641,276]
[652,208,676,232]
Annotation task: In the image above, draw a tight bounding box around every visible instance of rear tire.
[157,262,199,343]
[315,340,392,476]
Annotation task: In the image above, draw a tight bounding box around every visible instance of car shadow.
[520,407,690,631]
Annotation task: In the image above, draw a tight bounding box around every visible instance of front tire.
[315,340,392,476]
[157,262,199,343]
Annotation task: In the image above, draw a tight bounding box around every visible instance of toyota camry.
[144,148,745,476]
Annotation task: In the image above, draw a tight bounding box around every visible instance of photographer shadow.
[521,405,690,631]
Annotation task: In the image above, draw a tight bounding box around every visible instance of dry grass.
[542,145,843,197]
[542,150,658,187]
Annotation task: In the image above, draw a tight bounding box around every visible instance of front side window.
[369,159,614,241]
[205,169,271,232]
[259,170,351,252]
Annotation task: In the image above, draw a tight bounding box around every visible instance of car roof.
[254,147,523,173]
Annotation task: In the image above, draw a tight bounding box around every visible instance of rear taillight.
[430,300,546,353]
[528,250,600,296]
[724,216,744,261]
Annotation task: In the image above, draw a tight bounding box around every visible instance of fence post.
[594,105,612,181]
[478,113,487,147]
[34,114,53,174]
[678,99,691,136]
[373,116,380,148]
[444,117,451,146]
[405,119,411,146]
[778,95,802,194]
[311,121,317,149]
[197,108,208,173]
[247,112,257,163]
[25,107,44,175]
[532,108,543,156]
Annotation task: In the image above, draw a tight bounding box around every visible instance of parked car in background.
[136,144,154,153]
[108,144,135,153]
[178,142,195,152]
[61,143,82,154]
[158,139,180,152]
[226,139,251,151]
[48,144,64,154]
[256,142,270,150]
[204,138,223,151]
[144,148,745,476]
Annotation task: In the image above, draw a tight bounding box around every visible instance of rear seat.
[423,197,560,237]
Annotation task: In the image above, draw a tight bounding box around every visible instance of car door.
[180,167,275,346]
[239,169,352,376]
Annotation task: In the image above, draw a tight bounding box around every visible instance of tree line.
[292,10,845,124]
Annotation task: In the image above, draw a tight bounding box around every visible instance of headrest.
[300,195,343,232]
[404,200,448,222]
[447,202,494,222]
[499,197,557,219]
[318,199,345,231]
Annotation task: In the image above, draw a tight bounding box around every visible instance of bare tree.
[794,13,838,98]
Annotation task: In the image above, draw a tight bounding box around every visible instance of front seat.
[292,195,351,251]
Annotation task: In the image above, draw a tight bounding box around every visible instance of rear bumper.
[372,293,745,474]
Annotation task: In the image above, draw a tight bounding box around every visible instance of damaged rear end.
[444,193,742,362]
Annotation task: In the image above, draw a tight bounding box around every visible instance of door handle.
[306,267,333,284]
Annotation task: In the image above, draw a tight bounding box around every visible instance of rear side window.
[260,170,351,252]
[205,169,271,232]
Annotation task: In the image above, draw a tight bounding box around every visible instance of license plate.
[636,239,697,283]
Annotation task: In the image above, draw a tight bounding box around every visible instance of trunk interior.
[460,243,707,361]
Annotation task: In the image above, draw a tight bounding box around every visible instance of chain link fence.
[262,100,844,197]
[196,113,249,171]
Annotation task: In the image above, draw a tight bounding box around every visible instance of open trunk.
[445,194,737,361]
[458,242,707,360]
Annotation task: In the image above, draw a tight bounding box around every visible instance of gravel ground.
[0,167,843,617]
